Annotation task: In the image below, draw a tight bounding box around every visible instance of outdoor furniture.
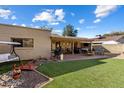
[81,48,89,54]
[19,63,36,70]
[0,41,21,63]
[86,52,94,56]
[94,48,104,55]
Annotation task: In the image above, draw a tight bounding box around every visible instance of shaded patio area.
[51,34,93,54]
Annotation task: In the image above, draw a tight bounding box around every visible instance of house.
[93,35,124,54]
[0,24,51,60]
[0,23,94,60]
[1,23,124,60]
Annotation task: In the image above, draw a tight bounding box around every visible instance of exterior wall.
[102,44,124,54]
[0,24,51,60]
[93,44,124,54]
[117,37,124,43]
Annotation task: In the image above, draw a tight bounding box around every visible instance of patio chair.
[95,48,104,55]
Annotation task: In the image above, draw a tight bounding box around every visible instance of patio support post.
[72,41,74,54]
[90,41,92,52]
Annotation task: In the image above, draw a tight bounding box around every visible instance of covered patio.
[51,35,93,54]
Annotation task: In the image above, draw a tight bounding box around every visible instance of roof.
[93,35,124,42]
[0,23,51,32]
[102,41,119,44]
[51,34,93,42]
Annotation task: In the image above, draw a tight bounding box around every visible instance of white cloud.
[49,22,59,25]
[21,24,26,27]
[0,8,12,19]
[71,12,75,16]
[79,19,85,24]
[32,9,65,25]
[0,8,17,20]
[93,5,118,23]
[93,19,101,23]
[45,9,54,13]
[94,5,118,18]
[94,19,101,23]
[55,9,65,21]
[32,11,54,22]
[11,15,17,20]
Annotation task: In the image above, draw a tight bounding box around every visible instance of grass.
[37,58,124,88]
[0,60,27,75]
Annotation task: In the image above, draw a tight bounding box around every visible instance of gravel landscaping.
[0,70,49,88]
[18,70,49,88]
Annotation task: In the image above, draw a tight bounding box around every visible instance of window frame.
[11,37,34,48]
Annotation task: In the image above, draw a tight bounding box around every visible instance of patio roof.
[51,34,93,42]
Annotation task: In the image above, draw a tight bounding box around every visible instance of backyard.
[37,58,124,88]
[1,58,124,88]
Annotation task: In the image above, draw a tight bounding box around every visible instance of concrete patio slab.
[62,54,111,61]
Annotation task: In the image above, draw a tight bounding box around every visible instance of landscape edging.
[34,70,54,88]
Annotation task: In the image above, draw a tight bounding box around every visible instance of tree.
[62,24,78,37]
[103,31,124,36]
[40,25,53,31]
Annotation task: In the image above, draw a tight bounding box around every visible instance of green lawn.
[0,61,27,75]
[37,58,124,88]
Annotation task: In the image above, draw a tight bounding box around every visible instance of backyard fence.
[102,44,124,54]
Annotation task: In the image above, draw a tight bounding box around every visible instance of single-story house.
[2,23,123,60]
[0,23,93,60]
[93,35,124,54]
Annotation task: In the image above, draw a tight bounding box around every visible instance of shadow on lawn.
[37,59,106,77]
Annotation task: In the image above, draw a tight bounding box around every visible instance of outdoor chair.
[95,48,104,55]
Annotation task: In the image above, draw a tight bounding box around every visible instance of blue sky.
[0,5,124,38]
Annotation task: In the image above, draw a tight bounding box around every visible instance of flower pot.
[13,73,21,80]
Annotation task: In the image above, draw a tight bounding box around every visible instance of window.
[11,38,34,47]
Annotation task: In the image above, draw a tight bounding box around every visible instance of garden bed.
[18,70,49,88]
[0,70,49,88]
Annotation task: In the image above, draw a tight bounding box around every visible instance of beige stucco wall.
[102,44,124,54]
[0,24,51,60]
